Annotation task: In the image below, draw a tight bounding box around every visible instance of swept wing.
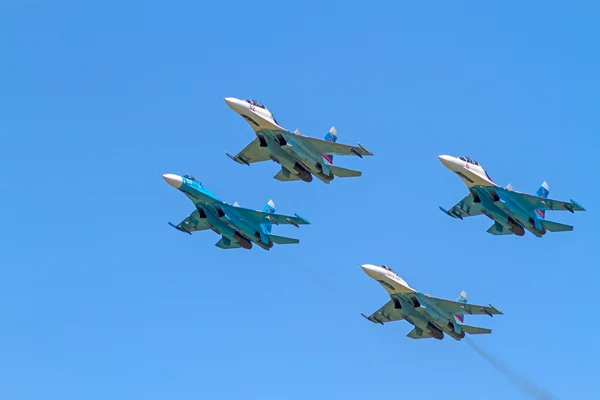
[440,193,483,219]
[220,203,310,227]
[226,138,270,165]
[291,134,373,157]
[497,187,585,213]
[360,300,405,325]
[423,295,503,317]
[168,209,211,234]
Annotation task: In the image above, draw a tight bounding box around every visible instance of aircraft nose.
[162,174,183,189]
[438,155,456,169]
[224,97,245,113]
[361,264,380,278]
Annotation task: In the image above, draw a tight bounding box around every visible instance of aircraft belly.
[283,139,319,171]
[204,212,236,237]
[494,200,540,234]
[267,142,298,171]
[224,213,258,242]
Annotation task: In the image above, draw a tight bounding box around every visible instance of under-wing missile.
[361,313,383,325]
[266,215,279,225]
[481,307,493,317]
[350,148,363,158]
[285,218,299,228]
[439,206,463,219]
[225,152,250,166]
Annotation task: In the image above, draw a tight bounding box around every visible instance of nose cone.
[224,97,246,113]
[361,264,380,279]
[438,155,456,169]
[162,174,183,189]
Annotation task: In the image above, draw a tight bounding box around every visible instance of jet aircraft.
[360,264,502,340]
[438,155,586,237]
[223,97,373,183]
[162,173,310,250]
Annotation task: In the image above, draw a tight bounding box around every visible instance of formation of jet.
[159,97,592,342]
[162,173,309,250]
[223,97,373,183]
[360,264,502,340]
[438,155,586,237]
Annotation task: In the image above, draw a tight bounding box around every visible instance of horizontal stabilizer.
[266,234,299,245]
[459,324,492,335]
[215,236,242,249]
[407,327,434,339]
[541,220,573,232]
[486,221,513,236]
[329,165,362,178]
[274,168,303,182]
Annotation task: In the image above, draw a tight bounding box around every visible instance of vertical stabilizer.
[535,181,550,219]
[322,126,338,165]
[454,290,468,323]
[261,200,276,233]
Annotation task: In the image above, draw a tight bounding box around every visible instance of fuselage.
[361,264,466,341]
[224,97,335,183]
[162,174,274,250]
[438,155,547,237]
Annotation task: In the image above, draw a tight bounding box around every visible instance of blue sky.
[1,1,598,399]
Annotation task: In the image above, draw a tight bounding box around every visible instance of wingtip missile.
[293,213,310,225]
[569,198,586,211]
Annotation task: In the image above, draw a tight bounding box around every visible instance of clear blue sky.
[1,1,598,399]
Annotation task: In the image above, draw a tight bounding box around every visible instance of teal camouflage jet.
[360,264,502,341]
[438,155,586,237]
[224,97,373,183]
[162,174,310,250]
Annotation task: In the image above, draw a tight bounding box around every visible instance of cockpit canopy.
[245,99,266,109]
[381,265,395,273]
[457,157,494,181]
[183,174,200,184]
[458,156,479,166]
[245,99,280,125]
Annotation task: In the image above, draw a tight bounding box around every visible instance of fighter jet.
[360,264,502,341]
[223,97,373,183]
[438,155,586,237]
[162,173,310,250]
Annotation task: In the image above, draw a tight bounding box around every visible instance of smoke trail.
[465,338,558,399]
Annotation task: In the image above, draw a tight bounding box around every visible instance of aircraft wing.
[226,138,271,165]
[168,209,212,234]
[360,300,405,325]
[293,135,373,157]
[439,193,483,219]
[424,296,503,317]
[498,188,586,213]
[221,203,310,227]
